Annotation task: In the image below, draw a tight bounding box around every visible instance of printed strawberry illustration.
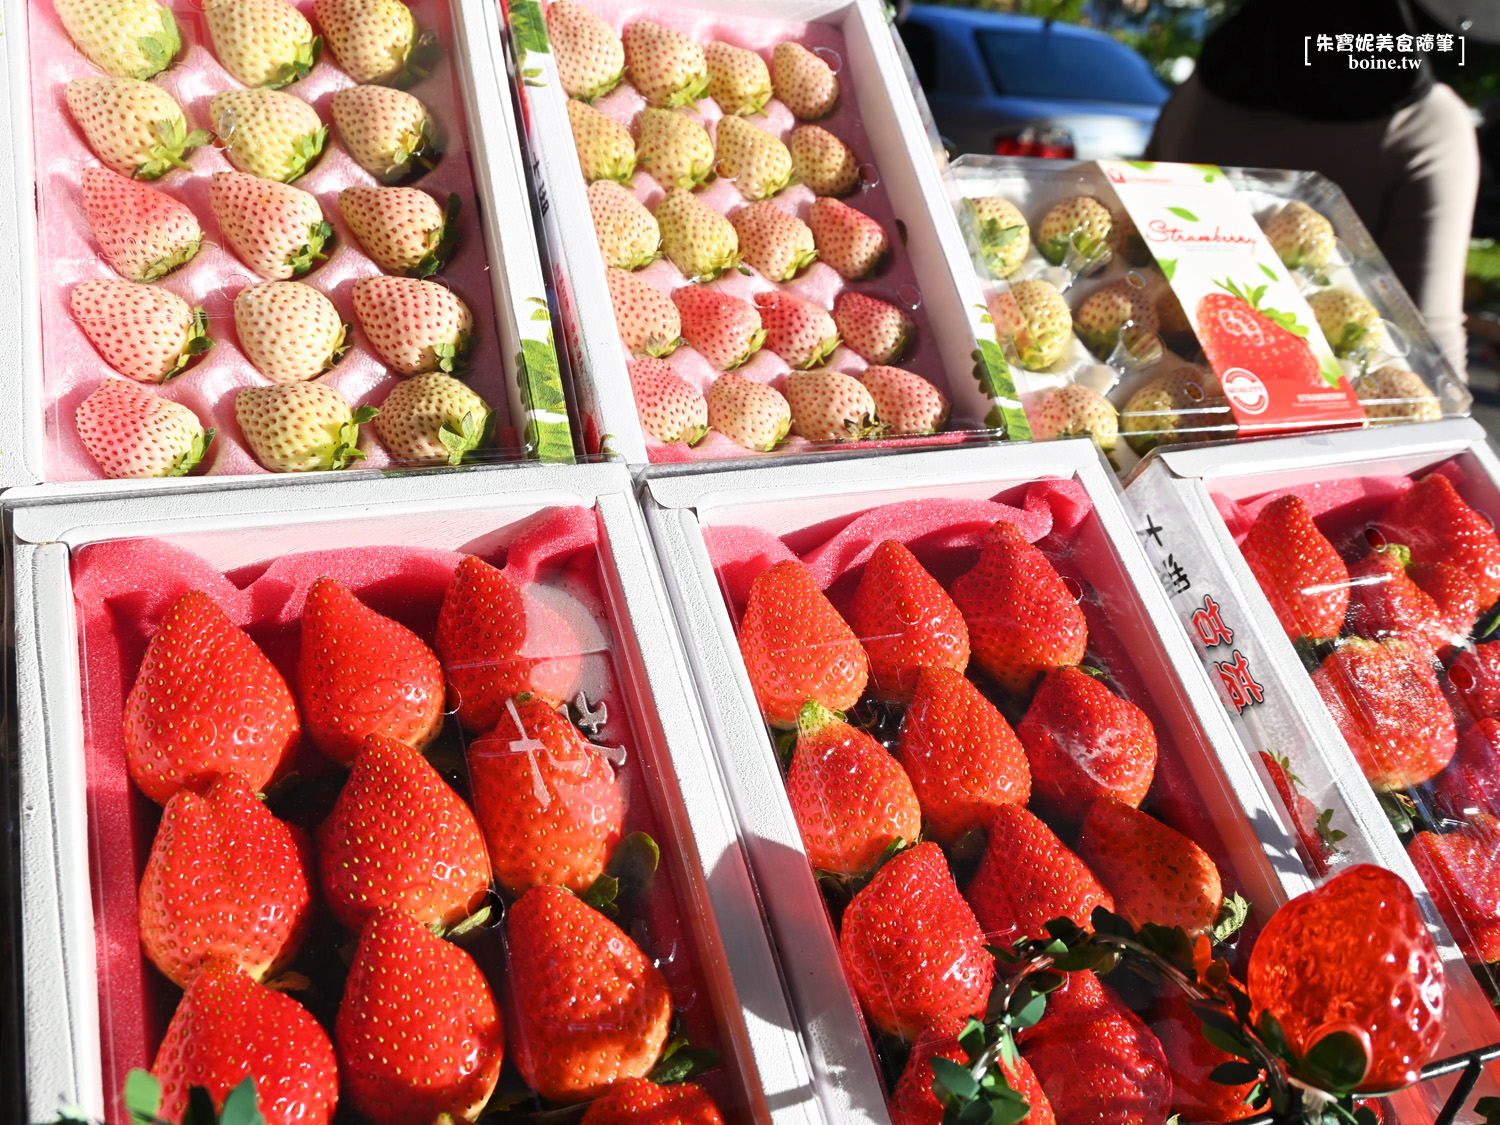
[506,886,673,1102]
[891,1019,1054,1125]
[786,369,886,442]
[81,167,203,282]
[622,20,709,108]
[1073,278,1158,358]
[1258,750,1343,876]
[636,108,714,191]
[1035,195,1112,265]
[1196,279,1328,388]
[839,841,993,1039]
[1247,865,1444,1089]
[898,668,1029,844]
[210,171,332,280]
[990,279,1072,370]
[707,372,790,451]
[568,98,637,184]
[1152,991,1261,1124]
[1346,542,1450,654]
[122,588,298,803]
[375,372,493,465]
[790,124,859,197]
[673,285,765,370]
[315,0,427,87]
[56,0,180,80]
[352,276,473,375]
[808,197,888,279]
[434,554,582,732]
[65,77,206,179]
[608,269,681,356]
[656,188,739,279]
[754,291,838,369]
[786,701,921,878]
[71,279,211,384]
[714,116,792,201]
[771,42,839,120]
[1018,668,1157,828]
[139,773,313,986]
[236,381,376,472]
[863,366,950,436]
[152,959,339,1125]
[1030,383,1118,450]
[737,558,868,727]
[590,180,662,270]
[967,196,1030,278]
[833,292,912,365]
[204,0,320,89]
[331,86,440,182]
[336,910,504,1125]
[468,694,623,896]
[1240,494,1349,641]
[1407,813,1500,965]
[733,201,818,282]
[949,520,1088,695]
[317,734,491,933]
[849,541,968,699]
[234,281,348,384]
[965,804,1113,945]
[297,576,445,764]
[211,87,328,182]
[631,358,707,445]
[1429,718,1500,821]
[1261,200,1336,272]
[1375,472,1500,610]
[581,1078,725,1125]
[705,41,771,116]
[76,378,214,479]
[546,1,625,102]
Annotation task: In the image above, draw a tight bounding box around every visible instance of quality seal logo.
[1221,368,1269,415]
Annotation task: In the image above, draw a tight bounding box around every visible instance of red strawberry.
[336,911,504,1125]
[622,20,709,108]
[737,559,869,727]
[1247,864,1444,1089]
[297,577,445,765]
[1240,494,1349,641]
[706,372,790,451]
[732,201,818,282]
[786,701,921,878]
[1311,638,1456,791]
[1448,640,1500,723]
[1407,813,1500,964]
[1018,973,1171,1125]
[467,694,623,897]
[839,841,993,1039]
[672,285,765,370]
[898,668,1028,844]
[435,554,582,732]
[581,1078,725,1125]
[1375,473,1500,611]
[1429,719,1500,820]
[352,276,473,376]
[1075,797,1224,936]
[771,41,839,120]
[950,521,1088,695]
[1152,992,1261,1124]
[210,171,331,281]
[340,187,460,278]
[505,886,673,1102]
[1017,669,1157,828]
[631,357,708,445]
[754,290,839,369]
[153,959,338,1125]
[891,1019,1056,1125]
[834,292,912,365]
[785,368,886,442]
[1346,543,1448,653]
[82,167,202,282]
[331,85,440,183]
[848,540,969,700]
[1409,560,1480,644]
[76,378,213,479]
[139,773,313,987]
[317,734,491,933]
[71,278,211,384]
[1258,750,1338,875]
[608,269,681,357]
[808,197,887,279]
[1195,285,1320,387]
[863,366,949,436]
[965,804,1113,946]
[124,590,299,804]
[546,0,625,102]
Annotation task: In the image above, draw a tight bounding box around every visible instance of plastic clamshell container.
[0,0,573,494]
[10,462,820,1125]
[642,438,1327,1125]
[504,0,1024,466]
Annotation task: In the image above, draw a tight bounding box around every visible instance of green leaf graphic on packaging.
[1159,258,1177,282]
[1166,206,1199,222]
[508,0,550,60]
[1214,278,1310,338]
[1127,160,1154,171]
[1258,261,1280,282]
[1320,360,1344,389]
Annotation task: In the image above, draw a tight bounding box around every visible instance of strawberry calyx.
[437,408,494,467]
[385,119,442,184]
[287,220,334,277]
[647,1035,722,1085]
[267,35,322,91]
[168,427,215,477]
[122,1067,250,1125]
[581,830,660,916]
[137,115,212,181]
[414,193,463,279]
[795,699,844,740]
[134,9,182,80]
[163,307,216,381]
[395,29,446,93]
[329,405,378,471]
[1212,277,1310,339]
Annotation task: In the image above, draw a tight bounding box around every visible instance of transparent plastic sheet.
[946,156,1470,479]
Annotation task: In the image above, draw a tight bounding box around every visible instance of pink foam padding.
[566,0,982,462]
[1213,475,1414,546]
[33,0,518,481]
[701,524,801,609]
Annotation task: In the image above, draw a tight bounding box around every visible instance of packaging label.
[1099,161,1365,434]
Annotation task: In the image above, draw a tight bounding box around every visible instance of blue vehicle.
[899,5,1169,160]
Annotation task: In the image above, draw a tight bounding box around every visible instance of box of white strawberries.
[11,462,824,1125]
[947,156,1471,478]
[0,0,572,493]
[502,0,1027,466]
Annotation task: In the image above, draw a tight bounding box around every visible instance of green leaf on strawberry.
[647,1037,722,1085]
[1210,891,1251,943]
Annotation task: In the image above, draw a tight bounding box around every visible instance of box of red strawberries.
[636,439,1378,1125]
[10,462,822,1125]
[502,0,1026,466]
[0,0,573,493]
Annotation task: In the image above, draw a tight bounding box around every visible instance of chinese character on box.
[1216,651,1265,715]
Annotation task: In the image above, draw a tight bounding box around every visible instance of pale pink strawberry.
[656,188,739,280]
[210,171,331,281]
[375,373,492,465]
[607,269,680,356]
[731,201,817,281]
[204,0,319,89]
[330,85,439,183]
[546,0,625,102]
[567,99,636,184]
[71,279,211,384]
[631,357,707,445]
[704,41,771,116]
[236,381,375,472]
[635,108,714,191]
[352,276,473,375]
[66,77,206,180]
[833,292,911,364]
[76,378,213,479]
[863,366,948,436]
[1030,383,1118,450]
[754,291,839,369]
[82,167,203,283]
[673,285,765,370]
[339,187,459,278]
[772,42,838,120]
[790,124,858,197]
[787,369,887,442]
[210,87,327,182]
[314,0,420,86]
[808,198,887,280]
[589,180,661,270]
[708,372,790,451]
[55,0,180,81]
[234,281,347,384]
[715,116,793,201]
[622,20,709,108]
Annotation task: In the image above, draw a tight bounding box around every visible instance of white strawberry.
[1354,366,1443,425]
[314,0,425,86]
[631,358,707,445]
[236,381,375,472]
[234,281,348,384]
[351,276,473,375]
[331,85,439,183]
[375,372,492,465]
[606,269,680,357]
[71,279,211,383]
[1037,195,1113,265]
[546,0,625,103]
[55,0,180,80]
[82,167,203,282]
[771,42,838,121]
[707,372,789,451]
[785,369,886,442]
[210,171,332,281]
[339,187,460,277]
[622,20,709,108]
[705,42,772,117]
[204,0,320,89]
[1072,279,1158,357]
[1030,383,1118,450]
[76,378,213,479]
[567,99,637,185]
[211,87,327,183]
[65,77,208,180]
[861,366,948,435]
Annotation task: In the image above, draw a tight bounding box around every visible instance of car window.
[978,28,1166,104]
[900,20,938,91]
